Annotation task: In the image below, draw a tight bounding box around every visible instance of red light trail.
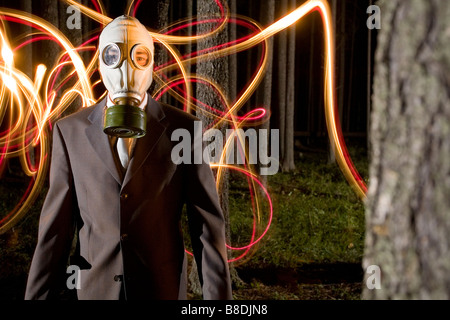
[0,0,367,264]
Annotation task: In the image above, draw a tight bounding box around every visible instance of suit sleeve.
[25,122,77,300]
[185,125,233,300]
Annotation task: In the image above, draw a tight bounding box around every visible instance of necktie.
[117,137,133,169]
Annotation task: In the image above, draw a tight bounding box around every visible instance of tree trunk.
[155,0,170,105]
[307,14,318,146]
[255,0,275,183]
[20,0,34,168]
[282,0,296,172]
[345,2,357,133]
[338,0,346,129]
[363,0,450,299]
[143,0,170,102]
[59,0,83,116]
[367,0,373,152]
[40,0,60,84]
[191,0,232,296]
[186,0,194,76]
[275,0,288,171]
[228,0,237,105]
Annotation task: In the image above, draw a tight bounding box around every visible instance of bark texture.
[363,0,450,299]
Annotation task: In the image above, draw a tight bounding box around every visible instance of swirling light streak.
[0,7,96,232]
[0,0,367,264]
[0,9,95,104]
[66,0,230,44]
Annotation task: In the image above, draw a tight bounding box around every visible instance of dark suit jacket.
[25,96,232,300]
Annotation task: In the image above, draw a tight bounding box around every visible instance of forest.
[1,0,449,303]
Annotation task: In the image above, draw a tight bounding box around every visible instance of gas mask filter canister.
[98,16,155,138]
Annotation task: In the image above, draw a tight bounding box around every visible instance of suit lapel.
[122,97,167,188]
[85,98,123,184]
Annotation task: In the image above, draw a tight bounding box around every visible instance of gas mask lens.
[131,44,151,68]
[102,43,151,69]
[102,43,121,68]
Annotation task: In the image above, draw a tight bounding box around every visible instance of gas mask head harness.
[99,15,155,138]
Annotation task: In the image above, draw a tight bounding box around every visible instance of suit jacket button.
[114,275,123,282]
[120,234,128,241]
[120,193,128,200]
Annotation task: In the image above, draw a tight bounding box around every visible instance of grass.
[227,145,368,299]
[229,149,367,267]
[0,145,369,300]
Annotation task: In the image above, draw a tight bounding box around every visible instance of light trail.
[0,0,367,264]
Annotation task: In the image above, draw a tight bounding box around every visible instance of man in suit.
[25,15,232,300]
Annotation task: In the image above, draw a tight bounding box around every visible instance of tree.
[282,0,296,172]
[273,0,296,172]
[190,0,233,296]
[196,0,230,223]
[363,0,450,299]
[255,0,275,184]
[150,0,170,105]
[274,0,287,172]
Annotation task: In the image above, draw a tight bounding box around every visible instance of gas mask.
[98,15,155,138]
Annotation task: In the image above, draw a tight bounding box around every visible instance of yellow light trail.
[0,0,367,264]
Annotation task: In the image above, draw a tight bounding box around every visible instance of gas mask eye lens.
[131,44,151,68]
[102,44,121,67]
